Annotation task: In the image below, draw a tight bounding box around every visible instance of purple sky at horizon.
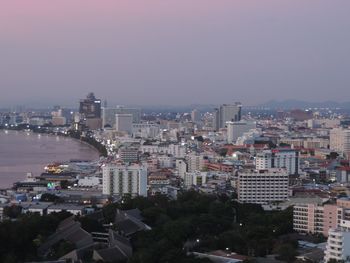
[1,1,350,107]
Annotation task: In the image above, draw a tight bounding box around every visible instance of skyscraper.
[79,93,102,130]
[79,92,101,119]
[212,108,220,131]
[219,103,242,128]
[191,109,201,123]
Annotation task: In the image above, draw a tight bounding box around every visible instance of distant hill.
[257,100,350,109]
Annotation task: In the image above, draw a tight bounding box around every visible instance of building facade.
[102,164,147,197]
[102,107,141,128]
[255,149,300,175]
[116,114,133,134]
[293,198,350,237]
[330,128,350,157]
[237,169,289,204]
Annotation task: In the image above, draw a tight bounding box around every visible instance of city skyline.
[1,1,350,106]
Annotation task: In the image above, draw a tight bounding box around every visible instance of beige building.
[293,198,350,237]
[237,168,289,204]
[330,128,350,156]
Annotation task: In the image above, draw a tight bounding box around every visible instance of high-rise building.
[219,103,241,128]
[186,154,204,172]
[237,168,289,204]
[176,159,188,179]
[102,106,141,128]
[79,93,101,119]
[79,93,102,129]
[255,149,300,175]
[102,164,147,196]
[212,108,220,131]
[191,109,201,123]
[116,114,133,134]
[226,121,256,144]
[330,128,350,156]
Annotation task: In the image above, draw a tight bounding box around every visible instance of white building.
[237,169,289,204]
[255,149,300,175]
[307,118,340,129]
[140,144,186,158]
[47,204,85,216]
[116,113,133,134]
[330,128,350,156]
[324,228,350,262]
[132,123,160,139]
[102,164,147,196]
[157,155,175,168]
[78,176,101,187]
[226,121,256,144]
[176,159,187,179]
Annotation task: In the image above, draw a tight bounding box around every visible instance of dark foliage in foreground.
[103,191,295,263]
[0,211,71,263]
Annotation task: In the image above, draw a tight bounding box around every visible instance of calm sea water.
[0,130,100,188]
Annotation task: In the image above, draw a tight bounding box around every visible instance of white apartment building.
[324,227,350,262]
[324,216,350,262]
[237,168,289,204]
[176,159,187,179]
[102,164,147,197]
[115,113,133,134]
[330,128,350,156]
[226,121,256,144]
[255,149,300,175]
[140,144,186,158]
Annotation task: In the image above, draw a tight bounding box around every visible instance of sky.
[1,0,350,107]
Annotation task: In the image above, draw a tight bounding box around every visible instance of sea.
[0,130,100,188]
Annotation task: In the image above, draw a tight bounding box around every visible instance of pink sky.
[1,1,350,106]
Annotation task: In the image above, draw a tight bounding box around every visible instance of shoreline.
[0,130,100,188]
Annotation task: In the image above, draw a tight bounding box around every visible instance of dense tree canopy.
[102,191,295,262]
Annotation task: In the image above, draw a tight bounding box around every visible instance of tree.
[218,148,228,157]
[3,205,22,219]
[275,243,298,263]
